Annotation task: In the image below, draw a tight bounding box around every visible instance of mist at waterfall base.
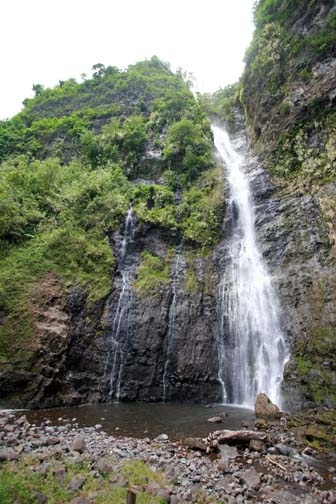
[212,125,288,409]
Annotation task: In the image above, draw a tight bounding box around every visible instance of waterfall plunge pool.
[24,403,255,440]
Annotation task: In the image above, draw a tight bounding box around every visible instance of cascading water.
[162,245,182,401]
[212,124,288,408]
[106,207,135,401]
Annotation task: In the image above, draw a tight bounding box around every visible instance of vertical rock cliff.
[240,0,336,409]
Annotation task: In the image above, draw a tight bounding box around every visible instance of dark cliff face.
[261,187,336,409]
[239,0,336,409]
[249,161,336,410]
[0,222,224,408]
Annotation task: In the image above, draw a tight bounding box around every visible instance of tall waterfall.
[212,125,288,408]
[106,207,135,401]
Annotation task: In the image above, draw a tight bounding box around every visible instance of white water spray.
[212,125,288,408]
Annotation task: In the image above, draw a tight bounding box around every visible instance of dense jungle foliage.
[0,57,224,357]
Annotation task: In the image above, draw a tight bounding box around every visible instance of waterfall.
[212,125,288,408]
[162,245,182,401]
[106,207,135,401]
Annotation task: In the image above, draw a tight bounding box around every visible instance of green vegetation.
[288,408,336,452]
[179,168,223,246]
[163,118,214,182]
[0,456,167,503]
[295,325,336,405]
[0,154,131,359]
[133,251,170,295]
[0,56,224,359]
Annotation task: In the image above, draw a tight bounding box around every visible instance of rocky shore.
[1,409,336,503]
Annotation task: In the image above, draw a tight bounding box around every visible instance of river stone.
[33,491,48,504]
[68,475,86,491]
[156,489,171,503]
[249,439,266,452]
[255,418,267,429]
[72,437,87,453]
[94,457,115,474]
[16,414,28,426]
[219,444,239,460]
[0,448,18,461]
[240,466,261,489]
[54,466,67,484]
[208,416,223,423]
[275,443,295,456]
[255,393,281,419]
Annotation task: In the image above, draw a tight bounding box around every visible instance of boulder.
[255,393,281,419]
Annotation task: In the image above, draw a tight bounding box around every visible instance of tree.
[92,63,106,79]
[32,83,44,96]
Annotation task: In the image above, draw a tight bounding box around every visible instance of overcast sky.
[1,0,255,120]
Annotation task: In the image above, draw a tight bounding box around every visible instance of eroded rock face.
[0,273,112,408]
[0,221,225,407]
[250,163,336,410]
[100,223,222,404]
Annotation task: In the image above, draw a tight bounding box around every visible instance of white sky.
[0,0,255,120]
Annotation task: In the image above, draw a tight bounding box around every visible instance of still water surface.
[26,403,255,440]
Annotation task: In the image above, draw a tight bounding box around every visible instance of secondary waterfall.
[162,245,183,401]
[212,125,288,408]
[106,207,135,401]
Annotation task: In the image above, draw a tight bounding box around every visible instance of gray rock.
[249,439,266,452]
[0,448,18,461]
[255,393,281,419]
[240,466,261,489]
[53,466,67,484]
[208,416,224,423]
[69,498,90,504]
[94,458,115,474]
[219,444,239,461]
[32,491,48,504]
[275,443,294,456]
[72,437,87,453]
[16,415,28,426]
[68,475,86,491]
